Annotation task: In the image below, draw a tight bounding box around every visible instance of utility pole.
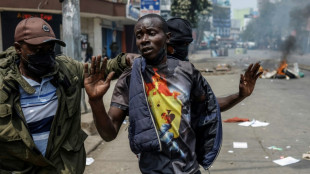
[61,0,88,113]
[61,0,82,61]
[307,18,310,53]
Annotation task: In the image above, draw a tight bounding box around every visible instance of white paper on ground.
[238,119,269,127]
[86,157,95,166]
[273,157,300,166]
[238,120,255,126]
[251,120,270,127]
[233,142,248,148]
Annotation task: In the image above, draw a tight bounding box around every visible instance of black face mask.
[22,51,56,77]
[145,47,166,65]
[170,45,189,61]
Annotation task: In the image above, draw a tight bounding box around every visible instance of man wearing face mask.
[166,17,262,112]
[166,18,192,61]
[0,17,136,173]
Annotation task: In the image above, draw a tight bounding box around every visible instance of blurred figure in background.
[102,46,108,59]
[109,41,119,58]
[85,42,93,62]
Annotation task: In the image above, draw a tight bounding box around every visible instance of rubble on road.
[260,61,305,80]
[198,63,235,75]
[215,63,231,71]
[302,152,310,160]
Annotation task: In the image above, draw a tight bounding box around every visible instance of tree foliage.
[170,0,212,27]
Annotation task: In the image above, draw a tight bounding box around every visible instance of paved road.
[203,70,310,174]
[190,49,310,71]
[85,49,310,174]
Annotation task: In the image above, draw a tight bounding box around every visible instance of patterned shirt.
[19,76,58,156]
[111,58,217,174]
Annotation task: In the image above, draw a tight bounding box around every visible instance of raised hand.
[84,55,115,101]
[239,62,263,97]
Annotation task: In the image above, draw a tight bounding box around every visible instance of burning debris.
[260,61,304,80]
[260,35,305,80]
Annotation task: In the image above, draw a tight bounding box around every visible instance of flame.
[277,60,288,75]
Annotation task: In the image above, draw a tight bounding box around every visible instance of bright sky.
[230,0,257,10]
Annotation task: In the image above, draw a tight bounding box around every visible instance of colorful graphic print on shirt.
[144,67,185,158]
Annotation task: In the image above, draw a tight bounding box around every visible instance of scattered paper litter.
[251,120,269,127]
[268,146,283,151]
[238,119,269,127]
[238,120,255,127]
[233,142,248,149]
[228,150,234,153]
[273,157,300,166]
[238,120,255,126]
[86,157,95,166]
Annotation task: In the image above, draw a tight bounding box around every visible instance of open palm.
[84,56,114,101]
[239,62,262,97]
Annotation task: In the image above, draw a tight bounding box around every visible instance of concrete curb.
[83,120,129,155]
[81,111,104,155]
[299,64,310,71]
[85,134,104,155]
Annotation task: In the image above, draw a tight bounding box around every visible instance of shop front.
[1,11,62,54]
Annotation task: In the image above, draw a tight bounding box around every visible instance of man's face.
[16,41,55,61]
[15,41,56,77]
[134,17,169,60]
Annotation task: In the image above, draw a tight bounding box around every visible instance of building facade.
[212,0,231,38]
[232,8,254,31]
[0,0,137,60]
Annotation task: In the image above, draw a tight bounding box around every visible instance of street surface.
[84,49,310,174]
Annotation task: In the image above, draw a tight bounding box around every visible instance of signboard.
[16,12,53,21]
[1,11,62,52]
[212,4,231,37]
[140,0,160,17]
[212,0,230,7]
[127,0,140,20]
[213,5,231,28]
